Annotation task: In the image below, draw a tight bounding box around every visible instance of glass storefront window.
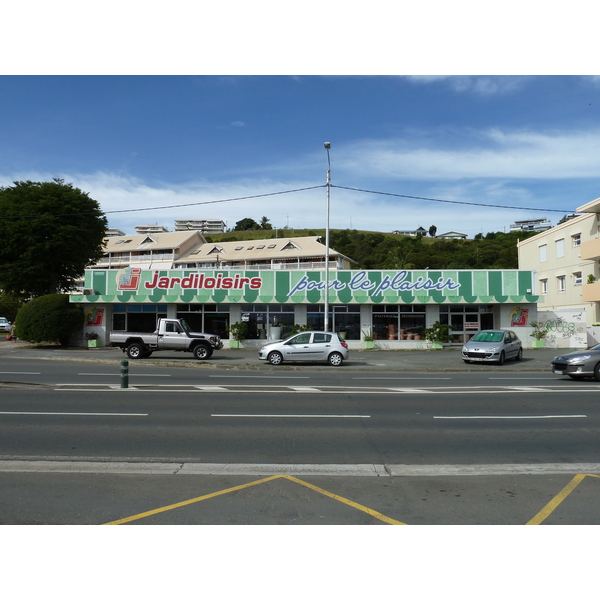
[240,305,294,339]
[372,305,426,340]
[439,305,490,343]
[177,304,230,338]
[111,305,166,332]
[306,305,360,340]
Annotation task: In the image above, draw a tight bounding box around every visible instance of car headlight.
[567,355,591,363]
[462,346,468,353]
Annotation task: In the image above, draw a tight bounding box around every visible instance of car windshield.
[179,319,192,333]
[471,331,504,343]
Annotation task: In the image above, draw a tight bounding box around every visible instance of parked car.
[0,317,11,333]
[461,329,523,364]
[551,346,600,381]
[109,318,223,359]
[258,330,349,366]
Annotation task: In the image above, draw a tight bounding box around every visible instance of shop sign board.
[71,268,539,305]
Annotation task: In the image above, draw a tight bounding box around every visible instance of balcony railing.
[580,238,600,261]
[582,281,600,302]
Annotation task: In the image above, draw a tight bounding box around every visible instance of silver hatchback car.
[461,329,523,365]
[258,330,349,366]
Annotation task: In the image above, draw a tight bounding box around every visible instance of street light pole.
[324,142,331,332]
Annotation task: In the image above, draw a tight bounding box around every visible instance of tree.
[14,294,84,345]
[259,216,273,230]
[234,217,260,231]
[0,179,107,299]
[429,225,437,238]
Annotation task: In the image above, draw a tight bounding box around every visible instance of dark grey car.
[461,329,523,365]
[551,345,600,380]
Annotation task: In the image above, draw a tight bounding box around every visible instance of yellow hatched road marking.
[526,474,600,525]
[104,474,405,525]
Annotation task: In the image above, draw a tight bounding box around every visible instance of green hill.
[205,228,538,270]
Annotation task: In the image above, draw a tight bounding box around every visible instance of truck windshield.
[179,319,192,333]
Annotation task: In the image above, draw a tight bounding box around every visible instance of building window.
[557,275,566,292]
[540,279,548,295]
[306,304,361,340]
[176,304,230,339]
[574,272,582,286]
[539,244,547,263]
[555,239,565,258]
[372,305,426,341]
[572,234,581,248]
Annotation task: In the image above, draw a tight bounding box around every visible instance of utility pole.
[324,142,331,332]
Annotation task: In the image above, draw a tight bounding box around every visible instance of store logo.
[144,271,263,290]
[117,267,142,291]
[288,270,461,297]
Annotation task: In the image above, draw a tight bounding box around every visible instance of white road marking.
[0,411,147,416]
[211,414,370,418]
[78,373,171,377]
[0,372,41,375]
[194,386,228,391]
[434,414,587,419]
[353,377,452,380]
[209,375,310,379]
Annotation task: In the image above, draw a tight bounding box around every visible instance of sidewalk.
[0,338,567,372]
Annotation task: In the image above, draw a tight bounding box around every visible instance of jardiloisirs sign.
[72,268,539,305]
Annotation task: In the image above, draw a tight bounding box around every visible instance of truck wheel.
[193,344,213,360]
[127,343,145,359]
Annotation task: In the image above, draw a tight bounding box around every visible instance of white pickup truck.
[109,318,223,360]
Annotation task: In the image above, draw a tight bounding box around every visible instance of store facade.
[71,267,540,348]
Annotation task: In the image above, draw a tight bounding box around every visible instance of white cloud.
[338,128,600,180]
[405,76,528,95]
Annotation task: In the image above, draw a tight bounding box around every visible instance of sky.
[2,5,600,241]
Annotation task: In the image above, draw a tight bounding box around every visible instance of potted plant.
[530,321,548,348]
[362,329,374,349]
[85,331,100,348]
[422,321,452,349]
[227,321,248,349]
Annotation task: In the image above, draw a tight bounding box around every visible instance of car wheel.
[594,363,600,382]
[268,351,283,365]
[193,344,212,360]
[126,343,145,359]
[328,352,344,366]
[515,348,523,361]
[497,351,505,366]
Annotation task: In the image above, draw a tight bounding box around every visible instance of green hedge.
[15,294,84,346]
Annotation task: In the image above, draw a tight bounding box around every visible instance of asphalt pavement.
[0,338,572,372]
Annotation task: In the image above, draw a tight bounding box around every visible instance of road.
[1,347,600,525]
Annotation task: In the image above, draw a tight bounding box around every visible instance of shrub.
[14,294,84,345]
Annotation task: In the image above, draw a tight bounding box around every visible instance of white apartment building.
[517,197,600,347]
[510,218,552,233]
[135,224,170,234]
[174,219,226,234]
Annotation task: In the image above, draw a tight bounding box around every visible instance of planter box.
[532,339,545,348]
[431,341,444,350]
[230,340,240,349]
[87,339,99,348]
[364,340,374,349]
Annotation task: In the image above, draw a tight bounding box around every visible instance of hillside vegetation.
[206,229,538,270]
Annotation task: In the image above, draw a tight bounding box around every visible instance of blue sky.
[2,6,600,239]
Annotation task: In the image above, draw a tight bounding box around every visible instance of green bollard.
[120,359,129,388]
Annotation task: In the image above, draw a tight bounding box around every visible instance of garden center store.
[71,267,540,348]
